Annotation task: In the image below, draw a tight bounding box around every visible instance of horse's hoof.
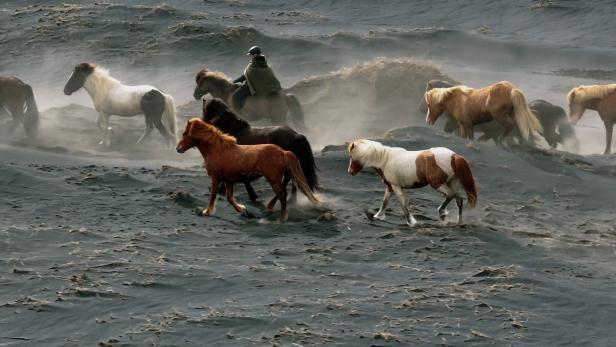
[240,208,255,218]
[406,217,417,227]
[374,212,386,221]
[364,209,375,221]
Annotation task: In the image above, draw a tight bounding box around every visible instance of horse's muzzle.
[176,146,185,154]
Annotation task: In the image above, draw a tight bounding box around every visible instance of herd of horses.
[1,62,615,225]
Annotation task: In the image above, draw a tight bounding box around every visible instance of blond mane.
[188,118,237,148]
[567,84,616,104]
[426,85,472,104]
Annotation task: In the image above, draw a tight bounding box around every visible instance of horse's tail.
[557,117,580,152]
[163,94,178,142]
[23,83,39,138]
[284,151,320,204]
[285,94,307,131]
[294,134,319,190]
[511,88,543,140]
[451,154,477,208]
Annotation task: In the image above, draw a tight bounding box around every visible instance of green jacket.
[244,56,282,97]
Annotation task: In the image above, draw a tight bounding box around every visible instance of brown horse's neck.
[195,140,236,163]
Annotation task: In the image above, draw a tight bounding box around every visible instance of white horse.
[63,63,177,146]
[347,139,478,226]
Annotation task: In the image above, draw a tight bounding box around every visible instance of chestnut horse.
[420,80,578,150]
[176,118,319,222]
[193,69,307,130]
[0,76,39,138]
[567,84,616,154]
[202,98,318,201]
[424,81,543,144]
[348,139,477,226]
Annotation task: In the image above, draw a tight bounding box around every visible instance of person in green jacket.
[232,46,283,110]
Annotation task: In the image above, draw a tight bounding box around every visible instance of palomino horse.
[193,69,307,130]
[420,80,578,150]
[0,76,39,138]
[348,139,477,226]
[176,118,319,222]
[202,98,318,201]
[424,81,543,144]
[63,63,177,146]
[567,84,616,154]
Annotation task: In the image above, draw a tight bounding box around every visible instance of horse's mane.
[204,98,249,132]
[427,85,472,104]
[91,65,122,85]
[349,139,387,165]
[567,84,616,104]
[189,118,237,148]
[196,69,231,83]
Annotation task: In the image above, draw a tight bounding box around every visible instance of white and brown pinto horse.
[64,63,177,146]
[567,84,616,154]
[348,139,477,226]
[424,81,543,145]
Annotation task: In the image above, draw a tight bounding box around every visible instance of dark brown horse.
[176,118,319,222]
[193,69,306,130]
[202,98,318,201]
[0,76,39,138]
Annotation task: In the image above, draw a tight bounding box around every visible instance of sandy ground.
[2,120,616,346]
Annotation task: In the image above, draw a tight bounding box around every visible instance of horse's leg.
[96,112,112,146]
[436,184,455,223]
[153,118,175,147]
[136,118,154,145]
[372,188,393,221]
[7,103,23,132]
[244,181,258,202]
[267,178,288,222]
[289,183,297,204]
[455,196,464,224]
[224,182,247,215]
[266,174,290,211]
[202,177,219,216]
[393,185,416,227]
[603,118,614,155]
[493,113,514,146]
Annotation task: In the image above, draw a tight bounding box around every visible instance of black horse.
[202,98,318,201]
[420,80,578,150]
[0,75,39,138]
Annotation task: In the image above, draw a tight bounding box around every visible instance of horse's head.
[419,80,456,113]
[194,69,209,100]
[347,140,367,176]
[64,63,95,95]
[566,88,586,125]
[176,118,202,153]
[424,88,449,125]
[202,98,248,134]
[176,118,236,154]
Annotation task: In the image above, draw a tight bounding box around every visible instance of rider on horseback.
[232,46,283,111]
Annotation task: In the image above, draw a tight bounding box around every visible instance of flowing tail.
[284,151,320,204]
[293,134,319,190]
[511,88,543,140]
[163,94,178,142]
[22,83,39,138]
[451,154,477,208]
[286,94,307,131]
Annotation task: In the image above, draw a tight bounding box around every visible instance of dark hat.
[246,46,262,55]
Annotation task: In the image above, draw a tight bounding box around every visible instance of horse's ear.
[188,120,208,140]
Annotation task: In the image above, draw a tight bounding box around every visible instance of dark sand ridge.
[1,123,616,345]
